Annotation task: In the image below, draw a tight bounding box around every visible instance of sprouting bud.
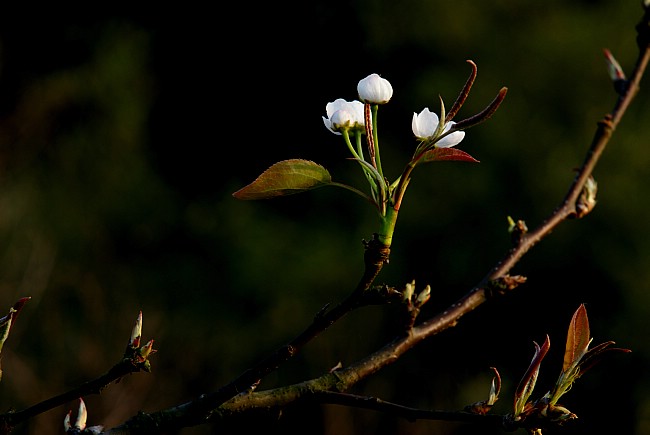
[63,411,71,431]
[603,49,628,95]
[64,398,87,432]
[130,311,143,348]
[76,398,88,430]
[357,73,393,104]
[507,216,528,244]
[124,311,157,371]
[574,175,597,218]
[139,339,156,360]
[415,284,431,307]
[403,280,415,302]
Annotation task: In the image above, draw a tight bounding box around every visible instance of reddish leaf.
[10,297,30,327]
[578,341,631,377]
[418,147,479,164]
[514,335,550,416]
[233,159,332,200]
[563,304,590,372]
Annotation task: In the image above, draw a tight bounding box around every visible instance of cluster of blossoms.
[233,63,506,247]
[322,73,465,148]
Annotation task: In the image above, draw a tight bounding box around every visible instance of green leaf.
[233,159,332,200]
[418,147,480,164]
[563,304,591,372]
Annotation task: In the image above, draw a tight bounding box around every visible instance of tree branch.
[6,6,649,435]
[106,7,650,433]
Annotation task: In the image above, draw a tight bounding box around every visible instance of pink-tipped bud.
[76,398,88,430]
[603,48,626,81]
[139,339,156,359]
[63,411,72,431]
[64,398,87,432]
[130,311,143,348]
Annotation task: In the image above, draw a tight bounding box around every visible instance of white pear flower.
[357,73,393,104]
[322,98,365,135]
[412,107,465,147]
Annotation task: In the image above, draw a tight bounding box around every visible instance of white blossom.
[412,107,465,147]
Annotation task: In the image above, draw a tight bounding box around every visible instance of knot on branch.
[361,285,403,305]
[485,275,527,299]
[507,216,528,245]
[363,233,391,269]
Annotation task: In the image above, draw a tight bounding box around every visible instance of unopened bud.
[76,398,88,430]
[64,398,87,432]
[130,311,143,348]
[603,49,628,94]
[575,175,597,218]
[415,285,431,306]
[63,411,71,431]
[403,280,415,302]
[139,339,156,359]
[507,216,528,244]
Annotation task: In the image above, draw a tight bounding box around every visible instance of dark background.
[0,1,648,434]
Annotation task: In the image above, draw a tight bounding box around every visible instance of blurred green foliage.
[0,2,648,434]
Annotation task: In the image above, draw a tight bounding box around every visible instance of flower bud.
[330,109,355,132]
[322,99,365,135]
[357,73,393,104]
[416,285,431,306]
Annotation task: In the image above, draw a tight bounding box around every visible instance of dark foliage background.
[0,1,648,434]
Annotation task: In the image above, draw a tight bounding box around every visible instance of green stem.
[355,131,365,160]
[342,130,361,160]
[329,182,377,207]
[378,205,399,247]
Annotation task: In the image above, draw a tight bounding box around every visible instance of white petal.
[322,116,341,135]
[325,98,348,118]
[436,131,466,148]
[412,108,439,139]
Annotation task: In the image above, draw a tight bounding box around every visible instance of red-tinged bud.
[63,411,72,431]
[603,48,626,81]
[64,398,87,432]
[130,311,142,348]
[139,339,156,359]
[603,48,628,94]
[76,398,88,430]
